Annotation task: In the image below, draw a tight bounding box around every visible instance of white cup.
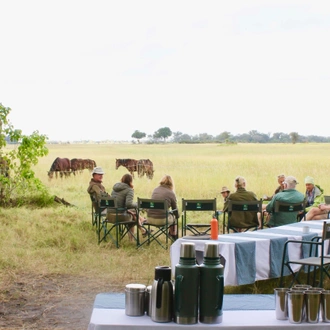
[303,226,310,234]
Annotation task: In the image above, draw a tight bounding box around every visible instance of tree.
[153,127,172,141]
[131,130,146,143]
[0,103,50,205]
[289,132,299,144]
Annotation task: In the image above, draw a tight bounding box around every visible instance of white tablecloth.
[170,220,330,286]
[88,308,329,330]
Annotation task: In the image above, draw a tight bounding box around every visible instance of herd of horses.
[47,157,154,180]
[115,158,154,179]
[47,157,97,179]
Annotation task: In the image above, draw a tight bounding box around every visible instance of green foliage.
[0,103,52,206]
[153,126,172,141]
[131,130,146,142]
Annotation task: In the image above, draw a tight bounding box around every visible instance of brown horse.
[48,157,71,179]
[115,158,138,177]
[137,159,154,179]
[71,158,97,175]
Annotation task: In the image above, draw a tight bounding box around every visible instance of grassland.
[1,142,330,328]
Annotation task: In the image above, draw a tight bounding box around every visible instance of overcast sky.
[1,0,330,141]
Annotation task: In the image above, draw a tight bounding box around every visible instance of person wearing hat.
[87,167,108,212]
[303,176,327,220]
[220,186,230,203]
[266,175,305,227]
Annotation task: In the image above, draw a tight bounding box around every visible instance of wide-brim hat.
[92,166,105,175]
[221,186,230,193]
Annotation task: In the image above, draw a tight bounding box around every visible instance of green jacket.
[305,185,325,212]
[223,187,258,228]
[266,189,305,227]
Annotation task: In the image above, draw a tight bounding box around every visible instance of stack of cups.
[275,286,330,324]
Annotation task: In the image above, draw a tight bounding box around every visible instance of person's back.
[266,176,305,227]
[111,181,136,209]
[147,185,177,219]
[223,176,258,229]
[146,175,178,239]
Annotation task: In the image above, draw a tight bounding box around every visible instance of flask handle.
[156,278,164,309]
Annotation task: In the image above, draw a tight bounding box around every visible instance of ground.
[0,273,105,330]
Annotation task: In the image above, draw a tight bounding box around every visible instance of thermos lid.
[125,283,146,292]
[180,242,196,259]
[204,242,219,258]
[154,266,172,281]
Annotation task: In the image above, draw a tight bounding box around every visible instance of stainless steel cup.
[287,290,305,324]
[145,285,152,316]
[305,290,322,323]
[125,283,146,316]
[321,290,330,323]
[274,288,289,320]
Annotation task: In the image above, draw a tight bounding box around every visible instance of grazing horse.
[71,158,97,175]
[115,158,138,177]
[48,157,71,179]
[137,159,154,179]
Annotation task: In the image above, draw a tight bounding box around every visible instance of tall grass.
[1,143,330,292]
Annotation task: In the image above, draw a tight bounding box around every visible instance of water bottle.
[199,242,224,323]
[174,242,199,324]
[210,216,218,239]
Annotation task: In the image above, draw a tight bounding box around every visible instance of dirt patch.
[0,273,112,329]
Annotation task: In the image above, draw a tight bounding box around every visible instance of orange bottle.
[210,217,218,240]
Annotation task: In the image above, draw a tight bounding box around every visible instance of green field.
[1,142,330,293]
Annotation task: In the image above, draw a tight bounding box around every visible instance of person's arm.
[125,189,137,209]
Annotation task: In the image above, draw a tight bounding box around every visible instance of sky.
[1,0,330,142]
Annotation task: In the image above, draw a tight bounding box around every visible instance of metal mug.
[274,288,289,320]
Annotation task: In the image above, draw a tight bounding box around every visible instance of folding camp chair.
[274,200,306,225]
[223,199,263,234]
[97,195,138,248]
[279,221,330,287]
[181,198,218,237]
[137,198,176,250]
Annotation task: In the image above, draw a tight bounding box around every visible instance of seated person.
[265,176,305,227]
[263,174,286,201]
[87,166,108,214]
[223,176,259,231]
[303,176,326,220]
[307,203,330,220]
[111,173,147,238]
[147,174,179,240]
[262,174,286,223]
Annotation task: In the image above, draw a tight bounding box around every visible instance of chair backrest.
[274,200,306,213]
[182,199,217,212]
[228,199,262,213]
[137,198,167,212]
[322,221,330,241]
[99,196,116,209]
[324,196,330,204]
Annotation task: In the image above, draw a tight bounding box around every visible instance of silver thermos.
[151,266,173,322]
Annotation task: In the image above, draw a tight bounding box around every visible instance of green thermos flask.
[199,241,224,323]
[174,242,199,324]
